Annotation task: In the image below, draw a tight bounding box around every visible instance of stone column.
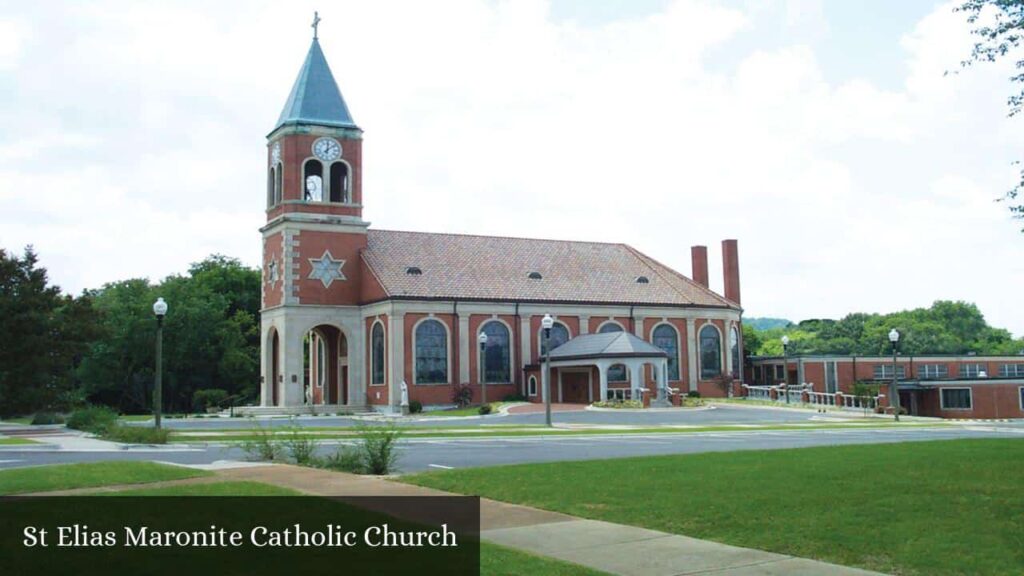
[459,314,470,384]
[389,313,405,411]
[598,363,608,401]
[686,318,697,393]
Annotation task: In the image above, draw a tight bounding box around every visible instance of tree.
[0,247,100,416]
[956,1,1024,227]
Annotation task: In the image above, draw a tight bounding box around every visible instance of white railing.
[741,384,885,412]
[606,388,633,401]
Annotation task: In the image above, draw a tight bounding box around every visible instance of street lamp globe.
[781,335,789,346]
[541,314,554,331]
[478,331,488,346]
[153,297,168,317]
[888,328,900,344]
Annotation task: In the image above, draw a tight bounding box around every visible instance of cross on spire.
[311,11,321,40]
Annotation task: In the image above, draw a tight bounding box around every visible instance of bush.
[478,404,493,415]
[31,412,65,425]
[592,400,642,409]
[451,384,473,408]
[502,393,527,402]
[320,446,365,473]
[408,400,423,414]
[283,422,319,466]
[686,390,702,398]
[240,419,282,462]
[681,397,705,408]
[67,405,119,434]
[355,423,403,475]
[193,389,229,412]
[102,424,169,444]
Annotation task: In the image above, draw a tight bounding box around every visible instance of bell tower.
[260,14,369,409]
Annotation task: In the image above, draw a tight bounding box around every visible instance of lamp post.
[152,297,168,429]
[541,314,554,427]
[888,328,901,422]
[478,331,488,406]
[781,335,790,404]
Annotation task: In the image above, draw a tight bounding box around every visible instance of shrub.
[283,422,320,466]
[240,419,282,462]
[502,393,527,402]
[320,445,364,473]
[408,400,423,414]
[31,412,65,425]
[355,423,403,475]
[103,424,170,444]
[681,397,705,408]
[478,404,493,415]
[451,384,473,408]
[686,390,702,398]
[193,389,229,412]
[592,400,642,409]
[67,406,119,434]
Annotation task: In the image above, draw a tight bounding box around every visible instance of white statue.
[400,381,409,407]
[305,175,323,202]
[304,384,312,405]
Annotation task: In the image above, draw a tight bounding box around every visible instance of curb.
[584,405,715,413]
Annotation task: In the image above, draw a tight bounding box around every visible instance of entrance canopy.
[546,332,669,403]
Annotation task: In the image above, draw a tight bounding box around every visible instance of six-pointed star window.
[308,250,346,287]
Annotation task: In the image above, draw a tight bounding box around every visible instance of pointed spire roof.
[275,38,358,131]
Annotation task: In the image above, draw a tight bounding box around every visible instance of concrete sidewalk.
[218,464,885,576]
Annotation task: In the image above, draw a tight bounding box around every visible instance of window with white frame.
[918,364,948,380]
[873,364,906,379]
[1019,387,1024,411]
[940,388,972,410]
[774,365,785,381]
[652,324,680,381]
[528,376,537,397]
[999,364,1024,378]
[959,363,985,378]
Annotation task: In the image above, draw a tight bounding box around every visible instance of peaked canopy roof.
[549,332,668,362]
[275,39,358,131]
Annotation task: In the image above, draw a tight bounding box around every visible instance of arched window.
[371,323,385,385]
[267,166,276,207]
[481,321,511,384]
[540,323,570,355]
[303,159,323,202]
[653,324,680,381]
[329,161,349,203]
[528,375,537,397]
[274,163,283,204]
[730,326,740,379]
[599,323,626,381]
[415,319,448,384]
[700,324,722,379]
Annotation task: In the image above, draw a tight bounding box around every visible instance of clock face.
[270,142,281,165]
[312,137,342,162]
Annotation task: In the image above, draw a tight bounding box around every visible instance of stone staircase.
[230,404,372,417]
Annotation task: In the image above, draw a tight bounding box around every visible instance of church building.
[259,29,744,413]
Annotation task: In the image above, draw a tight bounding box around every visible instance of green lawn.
[0,416,34,424]
[104,480,299,496]
[0,437,38,445]
[0,461,211,495]
[406,438,1024,576]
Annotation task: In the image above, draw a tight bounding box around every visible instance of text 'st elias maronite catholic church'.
[257,22,744,414]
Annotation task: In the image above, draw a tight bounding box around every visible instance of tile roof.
[549,332,668,361]
[275,39,358,131]
[362,230,738,309]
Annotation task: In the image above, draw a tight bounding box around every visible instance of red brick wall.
[270,133,363,207]
[294,230,367,305]
[922,384,1024,419]
[262,232,283,309]
[359,257,388,302]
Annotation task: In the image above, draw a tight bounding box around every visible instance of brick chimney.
[722,239,741,305]
[691,245,709,288]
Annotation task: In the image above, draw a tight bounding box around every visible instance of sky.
[0,0,1022,335]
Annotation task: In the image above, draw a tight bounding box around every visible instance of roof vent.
[635,276,650,284]
[405,266,422,276]
[527,271,543,280]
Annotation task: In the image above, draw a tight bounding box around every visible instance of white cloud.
[0,0,1021,335]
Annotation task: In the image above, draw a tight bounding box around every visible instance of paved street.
[2,422,1022,473]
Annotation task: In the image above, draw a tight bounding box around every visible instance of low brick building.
[259,33,744,412]
[748,354,1024,419]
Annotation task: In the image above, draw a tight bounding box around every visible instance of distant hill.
[744,317,793,331]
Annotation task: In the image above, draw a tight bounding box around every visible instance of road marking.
[428,464,454,470]
[0,459,23,465]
